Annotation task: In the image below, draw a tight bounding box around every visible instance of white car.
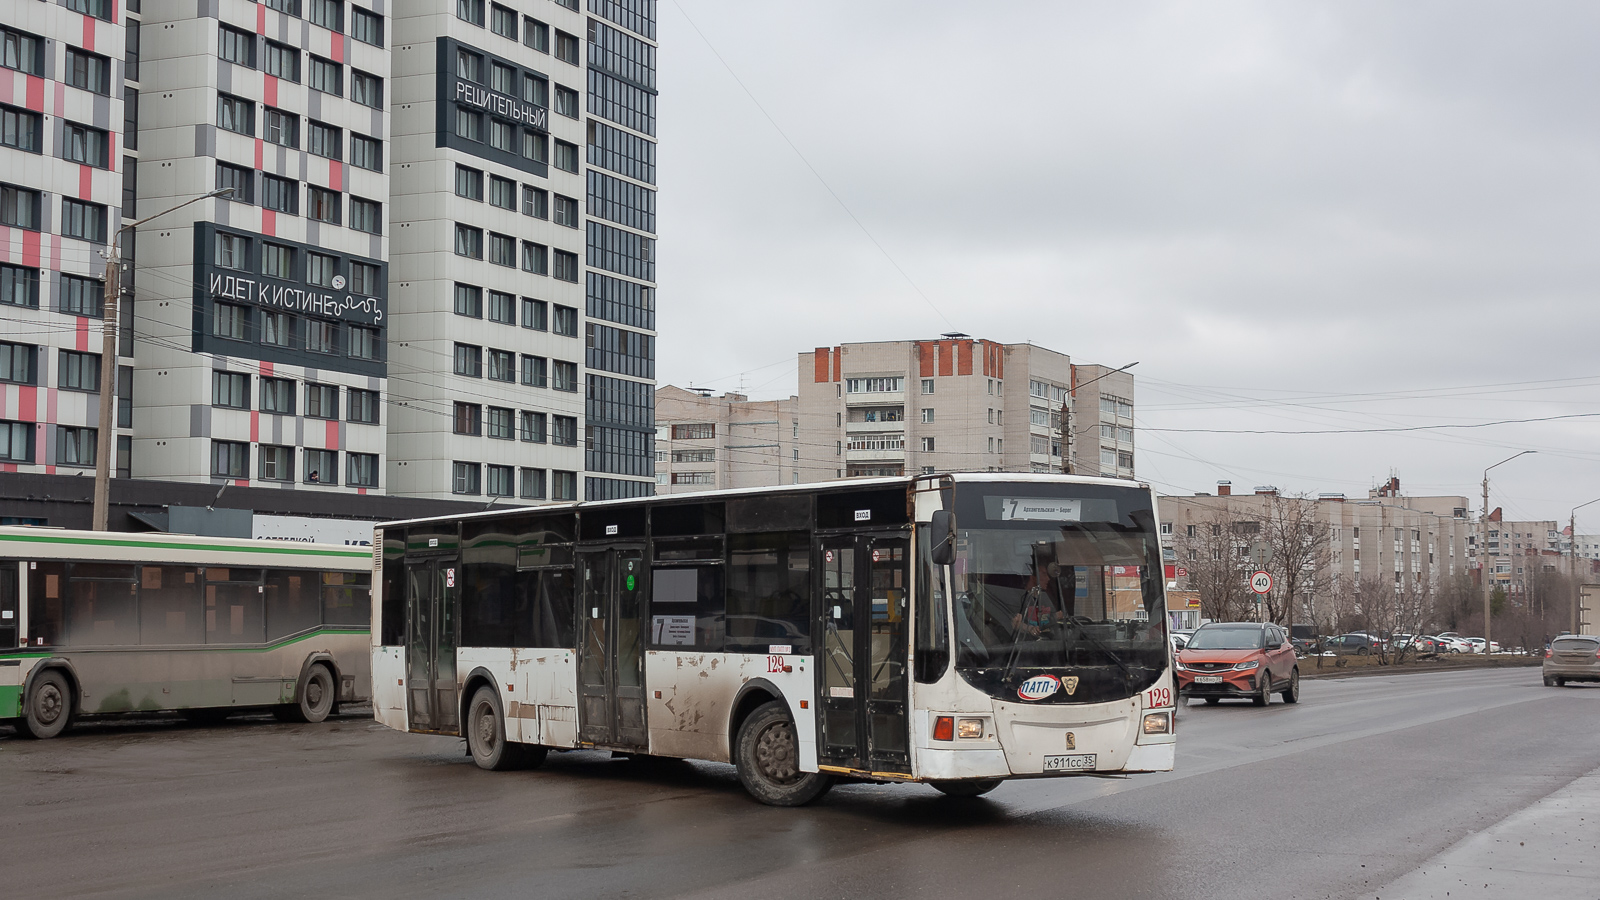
[1464,638,1501,654]
[1433,636,1474,653]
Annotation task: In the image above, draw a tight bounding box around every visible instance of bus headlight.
[1142,712,1171,735]
[957,718,985,739]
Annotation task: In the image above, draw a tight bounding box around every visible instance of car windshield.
[948,482,1166,705]
[1186,626,1265,650]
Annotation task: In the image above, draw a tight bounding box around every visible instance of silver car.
[1544,635,1600,686]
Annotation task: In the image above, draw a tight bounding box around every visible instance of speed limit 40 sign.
[1250,570,1273,594]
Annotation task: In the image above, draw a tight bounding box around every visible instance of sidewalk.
[1366,766,1600,899]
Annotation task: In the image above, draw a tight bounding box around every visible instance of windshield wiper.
[1061,617,1133,681]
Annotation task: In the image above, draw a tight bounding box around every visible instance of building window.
[0,342,34,385]
[303,383,338,419]
[487,290,515,324]
[308,121,341,160]
[845,377,904,394]
[672,424,715,441]
[489,232,516,267]
[524,18,549,53]
[211,440,249,478]
[454,283,482,318]
[56,426,96,467]
[920,408,935,424]
[553,194,579,227]
[519,467,546,499]
[262,242,294,279]
[262,175,299,215]
[553,250,579,283]
[454,343,482,377]
[308,0,343,32]
[348,387,379,423]
[520,410,546,442]
[548,305,576,337]
[521,129,548,163]
[920,436,936,452]
[257,445,292,480]
[59,274,104,318]
[490,61,517,95]
[307,187,341,224]
[347,452,379,487]
[554,85,579,118]
[60,199,108,242]
[551,360,578,392]
[263,41,301,81]
[486,348,515,382]
[521,298,547,330]
[476,464,511,497]
[456,0,485,26]
[217,93,254,135]
[306,252,338,287]
[348,325,378,360]
[262,312,293,346]
[0,104,42,153]
[554,29,579,64]
[349,197,381,234]
[213,302,248,340]
[66,48,111,94]
[453,402,482,435]
[453,461,481,495]
[263,0,301,15]
[488,119,514,152]
[305,320,337,354]
[552,470,577,501]
[350,262,380,295]
[261,376,295,414]
[521,241,548,275]
[454,224,483,259]
[351,8,384,46]
[486,406,514,440]
[350,70,382,108]
[215,163,254,205]
[455,109,483,142]
[551,416,578,447]
[212,371,249,408]
[921,378,934,394]
[61,122,110,167]
[1,28,44,77]
[0,264,38,308]
[0,185,40,231]
[489,175,516,210]
[520,355,547,387]
[350,133,382,171]
[488,3,517,38]
[523,186,548,218]
[552,140,579,174]
[308,56,342,95]
[305,449,337,484]
[455,165,484,200]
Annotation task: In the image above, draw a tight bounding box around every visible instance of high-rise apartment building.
[653,385,799,493]
[796,336,1135,482]
[1,1,136,480]
[0,0,657,522]
[386,0,656,502]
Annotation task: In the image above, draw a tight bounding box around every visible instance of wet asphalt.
[3,666,1597,900]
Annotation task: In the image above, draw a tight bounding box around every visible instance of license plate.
[1043,754,1097,772]
[1195,675,1224,684]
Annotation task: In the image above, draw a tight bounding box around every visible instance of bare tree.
[1176,503,1252,623]
[1260,493,1333,627]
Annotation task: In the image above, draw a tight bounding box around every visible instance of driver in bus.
[1012,554,1067,637]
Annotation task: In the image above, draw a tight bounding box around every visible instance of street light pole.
[91,188,235,531]
[1570,497,1600,634]
[1480,450,1536,654]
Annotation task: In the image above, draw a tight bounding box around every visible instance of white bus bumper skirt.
[1122,742,1175,772]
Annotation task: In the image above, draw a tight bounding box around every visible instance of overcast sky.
[651,1,1600,524]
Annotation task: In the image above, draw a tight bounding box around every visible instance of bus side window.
[725,531,811,655]
[913,526,949,683]
[139,566,203,645]
[381,532,406,645]
[528,568,575,648]
[27,562,65,646]
[322,572,371,627]
[648,564,724,651]
[265,570,321,640]
[67,564,140,646]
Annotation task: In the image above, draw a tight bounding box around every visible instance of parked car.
[1171,631,1192,652]
[1433,635,1474,653]
[1464,638,1501,654]
[1544,635,1600,686]
[1326,633,1380,655]
[1387,633,1416,653]
[1176,622,1300,705]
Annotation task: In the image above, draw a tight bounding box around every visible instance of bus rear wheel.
[18,669,73,739]
[931,779,1003,798]
[466,686,546,771]
[276,663,336,723]
[736,701,833,807]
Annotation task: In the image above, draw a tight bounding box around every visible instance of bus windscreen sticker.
[1018,674,1062,701]
[999,498,1082,522]
[652,616,694,646]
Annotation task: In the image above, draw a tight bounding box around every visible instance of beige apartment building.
[653,385,799,493]
[1483,510,1561,597]
[793,335,1134,482]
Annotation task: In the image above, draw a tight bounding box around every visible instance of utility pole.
[1480,451,1535,654]
[91,187,235,531]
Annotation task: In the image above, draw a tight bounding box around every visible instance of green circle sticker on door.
[626,574,636,591]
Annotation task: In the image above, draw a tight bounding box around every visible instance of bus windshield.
[949,482,1166,704]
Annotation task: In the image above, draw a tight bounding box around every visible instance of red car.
[1176,622,1301,706]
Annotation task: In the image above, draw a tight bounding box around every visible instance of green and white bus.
[373,473,1176,805]
[0,527,375,738]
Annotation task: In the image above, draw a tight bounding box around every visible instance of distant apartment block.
[653,385,798,493]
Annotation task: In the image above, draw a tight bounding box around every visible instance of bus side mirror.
[930,510,955,566]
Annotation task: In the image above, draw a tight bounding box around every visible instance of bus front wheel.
[735,701,833,807]
[19,669,73,739]
[466,686,547,771]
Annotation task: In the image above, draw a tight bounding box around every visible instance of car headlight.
[1233,660,1260,670]
[1172,659,1187,671]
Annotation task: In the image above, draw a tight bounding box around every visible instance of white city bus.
[0,527,375,738]
[372,473,1176,805]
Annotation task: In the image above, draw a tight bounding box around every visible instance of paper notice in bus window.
[46,574,59,599]
[142,567,162,589]
[999,498,1082,522]
[652,615,694,646]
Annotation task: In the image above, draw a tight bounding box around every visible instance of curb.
[1299,658,1541,680]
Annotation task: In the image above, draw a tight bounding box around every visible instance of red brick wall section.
[917,342,935,378]
[957,340,974,376]
[813,348,830,384]
[833,347,842,382]
[939,341,954,376]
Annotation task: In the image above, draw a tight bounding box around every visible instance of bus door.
[405,558,459,733]
[817,533,910,774]
[577,546,647,749]
[0,561,17,649]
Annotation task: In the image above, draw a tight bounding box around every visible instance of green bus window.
[265,570,321,640]
[205,568,265,644]
[322,571,371,626]
[66,564,139,646]
[139,566,203,645]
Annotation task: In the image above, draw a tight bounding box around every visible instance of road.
[4,667,1598,900]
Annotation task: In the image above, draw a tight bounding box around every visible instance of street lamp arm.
[112,187,235,255]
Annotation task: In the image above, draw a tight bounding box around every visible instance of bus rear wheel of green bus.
[274,663,336,724]
[19,669,73,740]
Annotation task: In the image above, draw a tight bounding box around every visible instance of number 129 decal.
[1145,687,1172,709]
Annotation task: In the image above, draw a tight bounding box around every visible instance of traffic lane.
[1,670,1589,900]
